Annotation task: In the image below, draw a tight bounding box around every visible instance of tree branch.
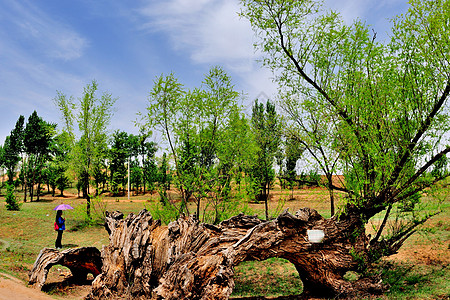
[387,81,450,190]
[392,146,450,200]
[370,204,392,245]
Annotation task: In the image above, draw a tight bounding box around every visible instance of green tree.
[2,116,24,185]
[54,80,116,219]
[156,152,171,203]
[241,0,450,296]
[0,144,4,189]
[135,132,158,194]
[48,132,72,197]
[283,100,341,215]
[109,130,129,195]
[249,99,281,220]
[145,66,249,222]
[283,136,304,199]
[193,67,246,222]
[2,136,19,186]
[145,73,187,211]
[126,133,156,195]
[130,160,143,194]
[5,183,20,211]
[23,111,55,201]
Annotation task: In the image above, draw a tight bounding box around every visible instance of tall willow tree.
[54,80,116,219]
[240,0,450,296]
[145,66,251,222]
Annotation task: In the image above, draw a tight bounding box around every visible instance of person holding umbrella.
[55,210,65,249]
[53,204,73,250]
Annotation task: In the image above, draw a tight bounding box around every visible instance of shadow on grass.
[41,275,94,296]
[62,244,79,249]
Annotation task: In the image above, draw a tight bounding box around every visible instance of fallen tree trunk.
[28,247,102,290]
[86,208,386,299]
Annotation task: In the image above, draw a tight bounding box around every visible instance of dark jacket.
[56,216,65,231]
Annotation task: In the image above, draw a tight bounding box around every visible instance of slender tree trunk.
[127,157,130,201]
[81,171,91,219]
[263,183,269,220]
[329,189,335,216]
[23,162,28,202]
[87,195,91,220]
[29,155,40,202]
[371,204,392,245]
[37,182,41,201]
[30,183,34,202]
[197,198,201,219]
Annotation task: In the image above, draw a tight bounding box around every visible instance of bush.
[5,183,20,211]
[71,195,108,228]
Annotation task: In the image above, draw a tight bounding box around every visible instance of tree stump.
[85,208,386,300]
[28,247,102,290]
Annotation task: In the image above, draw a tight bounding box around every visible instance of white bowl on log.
[307,229,324,243]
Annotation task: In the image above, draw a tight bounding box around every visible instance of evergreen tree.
[2,116,24,185]
[249,99,281,220]
[23,111,55,201]
[5,183,20,211]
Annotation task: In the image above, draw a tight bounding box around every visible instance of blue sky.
[0,0,409,148]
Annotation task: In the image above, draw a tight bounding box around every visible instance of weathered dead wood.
[28,247,102,290]
[86,208,386,300]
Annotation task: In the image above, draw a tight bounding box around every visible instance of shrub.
[71,195,108,228]
[5,183,20,211]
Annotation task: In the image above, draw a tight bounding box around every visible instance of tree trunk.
[30,183,34,202]
[86,208,386,300]
[87,194,91,220]
[28,247,102,290]
[37,182,41,201]
[23,156,28,202]
[24,178,27,202]
[329,186,335,217]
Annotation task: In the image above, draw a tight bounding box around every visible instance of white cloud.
[1,0,88,61]
[137,0,254,66]
[135,0,274,106]
[50,32,88,61]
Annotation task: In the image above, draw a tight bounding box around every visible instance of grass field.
[0,184,448,299]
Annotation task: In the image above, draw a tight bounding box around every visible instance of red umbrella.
[53,204,74,211]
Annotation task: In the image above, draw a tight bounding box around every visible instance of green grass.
[0,197,149,281]
[0,185,448,299]
[231,258,303,298]
[381,262,450,299]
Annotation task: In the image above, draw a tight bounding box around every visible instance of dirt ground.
[0,183,448,299]
[0,272,55,300]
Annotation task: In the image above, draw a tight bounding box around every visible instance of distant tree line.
[3,0,450,295]
[1,72,321,220]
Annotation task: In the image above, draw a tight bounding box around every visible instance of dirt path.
[0,273,55,300]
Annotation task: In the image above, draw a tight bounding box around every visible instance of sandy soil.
[0,273,54,300]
